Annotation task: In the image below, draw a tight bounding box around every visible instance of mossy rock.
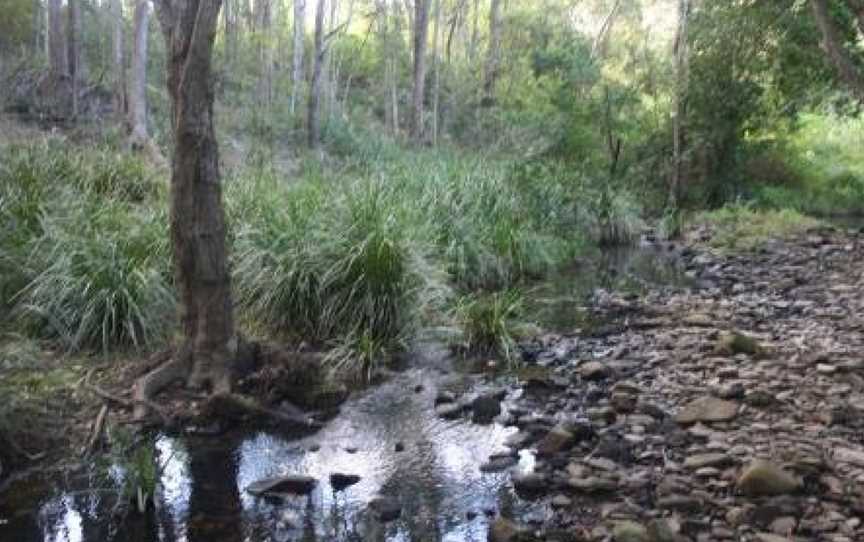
[715,331,761,356]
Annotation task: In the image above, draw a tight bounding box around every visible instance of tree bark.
[129,0,151,146]
[291,0,306,115]
[68,0,84,117]
[811,0,864,100]
[411,0,430,142]
[256,0,274,106]
[112,0,127,119]
[308,0,326,148]
[482,0,502,106]
[48,0,68,76]
[669,0,690,209]
[145,0,235,401]
[431,0,442,145]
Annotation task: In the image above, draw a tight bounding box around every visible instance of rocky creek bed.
[2,226,864,542]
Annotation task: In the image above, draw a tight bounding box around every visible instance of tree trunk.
[256,0,273,106]
[148,0,235,398]
[129,0,151,146]
[308,0,326,148]
[48,0,68,76]
[482,0,502,106]
[410,0,430,143]
[68,0,84,118]
[669,0,690,209]
[224,0,237,71]
[112,0,127,119]
[431,0,442,145]
[291,0,306,115]
[811,0,864,100]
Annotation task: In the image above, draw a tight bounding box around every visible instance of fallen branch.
[83,404,109,458]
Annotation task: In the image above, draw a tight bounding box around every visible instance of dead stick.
[83,404,109,458]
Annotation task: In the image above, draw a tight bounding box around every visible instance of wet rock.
[612,521,649,542]
[736,460,802,496]
[489,518,525,542]
[646,518,684,542]
[536,425,575,456]
[369,496,402,522]
[715,331,761,356]
[745,390,777,407]
[434,391,456,405]
[611,392,638,414]
[394,441,405,452]
[834,447,864,467]
[472,394,502,424]
[435,402,462,419]
[657,494,702,513]
[580,361,610,381]
[567,476,617,493]
[481,454,519,473]
[246,474,317,496]
[512,472,548,496]
[674,396,739,424]
[769,516,797,535]
[684,453,733,469]
[329,473,361,491]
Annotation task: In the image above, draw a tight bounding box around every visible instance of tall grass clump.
[16,200,173,354]
[231,171,450,378]
[455,290,535,363]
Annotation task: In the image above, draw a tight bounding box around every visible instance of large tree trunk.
[138,0,235,413]
[308,0,326,148]
[48,0,68,76]
[811,0,864,101]
[291,0,306,115]
[669,0,690,209]
[112,0,127,119]
[129,0,151,146]
[482,0,502,106]
[410,0,430,143]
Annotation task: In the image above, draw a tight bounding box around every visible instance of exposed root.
[199,393,323,432]
[132,357,191,421]
[83,404,109,458]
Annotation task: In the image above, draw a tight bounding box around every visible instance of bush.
[16,200,173,354]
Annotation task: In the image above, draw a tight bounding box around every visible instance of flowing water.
[0,245,688,542]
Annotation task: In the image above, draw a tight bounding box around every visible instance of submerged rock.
[369,496,402,522]
[329,473,361,491]
[246,474,317,496]
[472,394,502,423]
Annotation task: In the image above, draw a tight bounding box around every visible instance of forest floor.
[491,222,864,541]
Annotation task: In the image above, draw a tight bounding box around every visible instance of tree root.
[199,393,323,432]
[132,357,191,421]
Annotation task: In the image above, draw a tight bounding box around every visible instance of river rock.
[481,454,519,473]
[369,496,402,522]
[736,460,802,496]
[435,402,462,419]
[674,396,739,424]
[489,518,525,542]
[512,472,548,496]
[536,425,575,456]
[472,394,502,423]
[715,331,761,356]
[580,361,610,380]
[684,453,732,469]
[329,473,361,491]
[612,521,649,542]
[246,474,317,496]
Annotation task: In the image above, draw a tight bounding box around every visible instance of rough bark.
[291,0,306,115]
[129,0,151,146]
[811,0,864,101]
[411,0,430,142]
[112,0,127,119]
[137,0,235,418]
[308,0,327,148]
[48,0,68,76]
[669,0,690,209]
[482,0,502,106]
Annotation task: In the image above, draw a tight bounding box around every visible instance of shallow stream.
[0,245,688,542]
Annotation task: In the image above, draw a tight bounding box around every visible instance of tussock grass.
[698,203,822,250]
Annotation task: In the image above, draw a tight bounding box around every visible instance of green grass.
[0,137,647,372]
[697,203,822,250]
[455,290,537,364]
[748,112,864,216]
